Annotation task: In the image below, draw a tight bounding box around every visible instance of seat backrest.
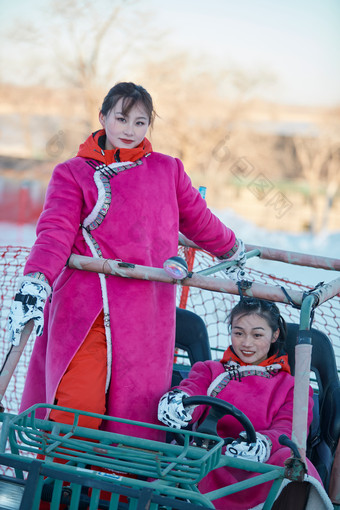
[285,323,340,489]
[172,308,211,387]
[175,307,211,364]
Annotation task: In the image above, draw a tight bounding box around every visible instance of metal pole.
[67,254,304,305]
[178,234,340,272]
[291,294,318,463]
[291,278,340,462]
[0,320,34,410]
[196,250,261,276]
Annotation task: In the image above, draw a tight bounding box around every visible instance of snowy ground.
[214,208,340,287]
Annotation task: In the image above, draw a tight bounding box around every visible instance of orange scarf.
[77,129,153,165]
[220,346,291,374]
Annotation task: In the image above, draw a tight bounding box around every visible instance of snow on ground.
[213,208,340,287]
[0,222,37,247]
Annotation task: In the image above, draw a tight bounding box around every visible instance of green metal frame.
[0,403,310,509]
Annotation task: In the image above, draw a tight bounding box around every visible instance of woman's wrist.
[218,239,240,260]
[24,272,50,286]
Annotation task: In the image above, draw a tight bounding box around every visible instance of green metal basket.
[7,404,224,482]
[0,452,217,509]
[0,404,228,508]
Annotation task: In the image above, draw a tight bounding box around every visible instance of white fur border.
[207,372,228,396]
[82,228,112,392]
[83,171,106,228]
[83,162,133,229]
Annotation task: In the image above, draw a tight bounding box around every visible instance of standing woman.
[7,82,246,440]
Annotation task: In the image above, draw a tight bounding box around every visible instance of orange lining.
[49,310,107,429]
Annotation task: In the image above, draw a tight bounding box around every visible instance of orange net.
[0,245,339,419]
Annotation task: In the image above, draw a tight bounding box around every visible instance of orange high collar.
[77,129,153,164]
[220,346,291,374]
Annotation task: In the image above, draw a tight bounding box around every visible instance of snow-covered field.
[215,208,340,287]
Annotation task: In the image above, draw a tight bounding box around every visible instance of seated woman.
[158,298,331,510]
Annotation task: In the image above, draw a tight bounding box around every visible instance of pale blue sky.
[1,0,339,106]
[148,0,340,106]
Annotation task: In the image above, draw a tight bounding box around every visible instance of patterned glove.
[222,238,247,283]
[6,276,51,346]
[225,432,272,463]
[158,390,195,429]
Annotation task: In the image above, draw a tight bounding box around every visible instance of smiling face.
[99,97,149,150]
[231,313,279,365]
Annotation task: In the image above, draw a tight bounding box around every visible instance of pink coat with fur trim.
[20,152,236,440]
[176,360,322,509]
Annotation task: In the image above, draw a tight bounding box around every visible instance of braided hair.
[228,298,287,357]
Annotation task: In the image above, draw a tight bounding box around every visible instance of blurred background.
[0,0,339,234]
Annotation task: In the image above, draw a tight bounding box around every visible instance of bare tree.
[139,52,278,204]
[293,134,340,234]
[2,0,163,131]
[46,0,146,130]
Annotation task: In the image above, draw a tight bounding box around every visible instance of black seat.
[285,323,340,490]
[173,308,211,386]
[175,307,211,364]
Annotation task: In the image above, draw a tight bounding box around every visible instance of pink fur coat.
[20,152,236,440]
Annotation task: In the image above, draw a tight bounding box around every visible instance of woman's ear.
[99,112,105,129]
[271,328,280,343]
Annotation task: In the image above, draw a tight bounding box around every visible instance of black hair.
[100,82,155,126]
[228,297,287,357]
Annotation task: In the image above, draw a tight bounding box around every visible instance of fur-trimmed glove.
[158,389,195,429]
[225,432,272,463]
[221,238,247,283]
[6,276,51,346]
